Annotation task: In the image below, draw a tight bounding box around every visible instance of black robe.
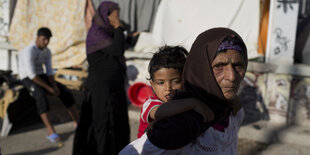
[73,27,130,155]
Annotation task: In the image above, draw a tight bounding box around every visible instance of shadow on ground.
[10,147,59,155]
[9,130,75,155]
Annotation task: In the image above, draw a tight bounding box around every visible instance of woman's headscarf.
[147,27,248,149]
[183,27,248,110]
[86,1,119,54]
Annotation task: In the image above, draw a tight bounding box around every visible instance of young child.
[137,46,214,138]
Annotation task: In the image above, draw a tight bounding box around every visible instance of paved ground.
[0,104,140,155]
[0,122,76,155]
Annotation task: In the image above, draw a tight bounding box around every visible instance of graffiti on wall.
[239,72,295,124]
[240,70,310,125]
[290,77,310,124]
[266,74,291,117]
[239,72,269,125]
[277,0,298,13]
[273,28,290,55]
[266,0,298,64]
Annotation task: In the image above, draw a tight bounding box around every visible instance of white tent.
[134,0,260,59]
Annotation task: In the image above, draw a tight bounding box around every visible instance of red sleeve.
[140,98,163,123]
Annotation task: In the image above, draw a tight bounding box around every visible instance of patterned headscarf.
[86,1,119,54]
[216,35,245,54]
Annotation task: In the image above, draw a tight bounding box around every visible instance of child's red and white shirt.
[137,96,163,138]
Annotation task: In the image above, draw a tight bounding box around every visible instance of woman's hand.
[108,9,121,29]
[193,100,214,123]
[232,99,242,116]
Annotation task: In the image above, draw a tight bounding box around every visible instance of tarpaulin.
[92,0,161,32]
[9,0,87,69]
[134,0,260,59]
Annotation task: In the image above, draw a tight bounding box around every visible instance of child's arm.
[150,98,214,122]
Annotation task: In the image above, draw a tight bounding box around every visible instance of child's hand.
[193,99,214,123]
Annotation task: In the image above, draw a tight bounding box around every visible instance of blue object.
[46,133,60,143]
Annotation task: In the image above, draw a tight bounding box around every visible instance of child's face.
[150,68,182,102]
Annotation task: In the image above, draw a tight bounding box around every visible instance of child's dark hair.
[148,46,188,81]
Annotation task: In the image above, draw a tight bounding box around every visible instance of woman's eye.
[233,64,244,70]
[213,63,224,68]
[235,65,242,70]
[213,64,224,70]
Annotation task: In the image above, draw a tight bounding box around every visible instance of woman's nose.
[225,64,236,81]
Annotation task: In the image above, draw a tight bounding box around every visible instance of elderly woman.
[73,1,129,155]
[120,27,247,155]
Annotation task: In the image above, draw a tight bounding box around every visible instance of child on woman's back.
[137,46,214,138]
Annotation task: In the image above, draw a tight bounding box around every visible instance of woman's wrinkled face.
[212,49,246,101]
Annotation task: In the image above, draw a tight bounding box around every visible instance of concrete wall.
[239,71,310,126]
[0,49,18,74]
[289,77,310,127]
[0,0,19,74]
